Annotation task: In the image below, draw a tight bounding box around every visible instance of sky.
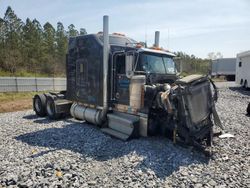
[0,0,249,58]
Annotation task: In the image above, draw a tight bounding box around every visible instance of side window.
[135,56,142,71]
[239,61,242,67]
[116,55,126,74]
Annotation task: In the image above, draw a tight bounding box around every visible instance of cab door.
[113,53,130,105]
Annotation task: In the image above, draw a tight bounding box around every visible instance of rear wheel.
[244,80,248,89]
[247,102,250,116]
[240,79,243,85]
[46,96,62,120]
[33,94,47,117]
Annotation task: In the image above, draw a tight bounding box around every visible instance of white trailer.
[211,58,236,81]
[236,51,250,88]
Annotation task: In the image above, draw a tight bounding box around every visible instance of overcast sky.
[0,0,249,58]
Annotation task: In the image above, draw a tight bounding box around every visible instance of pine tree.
[55,22,67,74]
[56,22,67,58]
[80,28,87,35]
[3,6,23,74]
[0,6,88,76]
[43,22,56,55]
[22,18,43,73]
[22,18,33,71]
[0,18,6,69]
[67,24,79,37]
[42,22,56,74]
[31,19,43,73]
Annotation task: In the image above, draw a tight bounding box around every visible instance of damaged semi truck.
[33,16,222,153]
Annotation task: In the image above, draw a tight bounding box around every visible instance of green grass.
[0,70,65,77]
[0,92,40,102]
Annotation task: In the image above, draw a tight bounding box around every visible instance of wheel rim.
[35,98,41,112]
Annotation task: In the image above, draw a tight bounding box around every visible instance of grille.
[184,81,211,125]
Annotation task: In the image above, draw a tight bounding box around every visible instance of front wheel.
[46,96,62,120]
[206,127,213,147]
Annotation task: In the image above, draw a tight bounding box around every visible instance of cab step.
[101,112,140,141]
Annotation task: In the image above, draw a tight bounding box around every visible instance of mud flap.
[209,78,224,130]
[212,106,224,130]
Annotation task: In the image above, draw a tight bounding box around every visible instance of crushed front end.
[173,75,215,149]
[146,74,220,153]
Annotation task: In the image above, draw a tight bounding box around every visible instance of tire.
[247,102,250,116]
[206,126,213,147]
[33,94,47,117]
[240,79,243,85]
[46,96,62,120]
[148,118,159,136]
[244,80,248,89]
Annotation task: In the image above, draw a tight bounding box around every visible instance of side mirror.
[125,53,134,78]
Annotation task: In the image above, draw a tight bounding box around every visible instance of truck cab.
[132,48,178,84]
[112,46,178,107]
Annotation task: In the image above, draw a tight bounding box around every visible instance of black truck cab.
[112,46,178,106]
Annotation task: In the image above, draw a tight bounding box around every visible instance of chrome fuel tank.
[70,103,102,125]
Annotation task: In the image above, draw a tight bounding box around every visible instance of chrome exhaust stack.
[154,31,160,48]
[101,15,109,121]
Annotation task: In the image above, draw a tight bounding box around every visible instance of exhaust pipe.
[100,15,109,121]
[154,31,160,48]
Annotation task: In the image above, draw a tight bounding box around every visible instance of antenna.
[168,28,170,49]
[145,25,147,47]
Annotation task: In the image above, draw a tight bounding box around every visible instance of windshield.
[162,56,176,74]
[135,52,176,74]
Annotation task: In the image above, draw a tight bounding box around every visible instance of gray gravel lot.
[214,81,238,89]
[0,86,249,187]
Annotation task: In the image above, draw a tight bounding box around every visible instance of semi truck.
[211,58,236,81]
[236,51,250,115]
[236,51,250,89]
[33,16,222,153]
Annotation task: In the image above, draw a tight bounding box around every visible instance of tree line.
[0,6,87,77]
[174,52,212,75]
[0,6,215,77]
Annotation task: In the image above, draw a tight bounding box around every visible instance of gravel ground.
[0,87,249,187]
